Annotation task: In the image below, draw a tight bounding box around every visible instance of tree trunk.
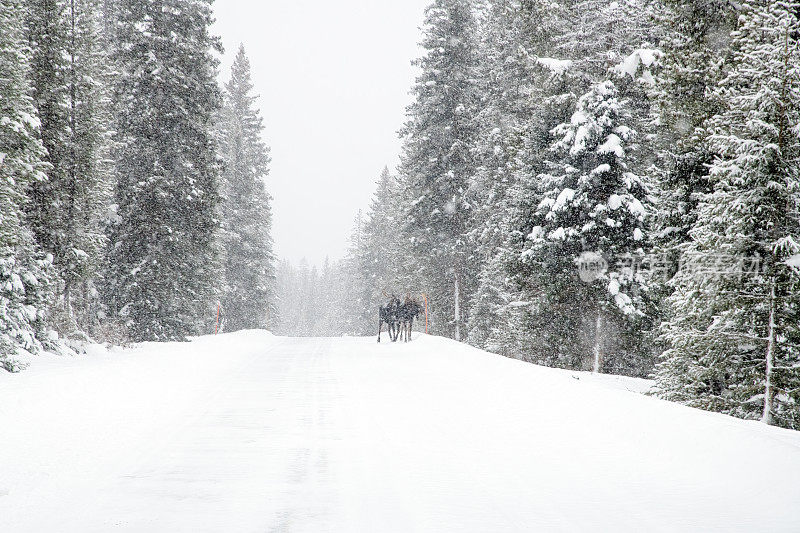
[762,278,776,425]
[65,284,74,332]
[592,311,603,373]
[454,269,461,342]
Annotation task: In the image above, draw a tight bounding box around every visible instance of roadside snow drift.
[1,332,799,532]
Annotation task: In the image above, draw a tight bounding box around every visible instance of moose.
[378,293,422,343]
[397,294,422,342]
[378,294,401,343]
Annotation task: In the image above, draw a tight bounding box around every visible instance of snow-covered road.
[2,332,800,532]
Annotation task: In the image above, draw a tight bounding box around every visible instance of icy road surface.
[2,332,800,532]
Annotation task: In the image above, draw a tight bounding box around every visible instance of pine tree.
[24,0,69,261]
[23,0,113,338]
[64,0,112,336]
[339,214,371,336]
[467,249,510,349]
[647,1,739,368]
[218,45,275,332]
[399,0,481,341]
[484,0,662,369]
[106,0,222,342]
[358,168,412,308]
[0,0,55,368]
[467,0,569,349]
[655,0,800,429]
[555,0,659,88]
[653,0,737,254]
[509,80,652,373]
[343,210,370,335]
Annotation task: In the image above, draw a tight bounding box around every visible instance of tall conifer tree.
[399,0,481,340]
[25,0,69,260]
[467,0,568,349]
[0,0,54,367]
[358,168,410,305]
[218,45,275,331]
[653,0,737,254]
[60,0,113,335]
[655,0,800,429]
[24,0,113,336]
[508,81,652,373]
[106,0,222,341]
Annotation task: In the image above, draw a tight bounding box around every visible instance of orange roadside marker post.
[215,303,220,335]
[422,293,429,334]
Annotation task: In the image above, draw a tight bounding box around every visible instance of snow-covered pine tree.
[316,258,336,335]
[339,211,371,336]
[646,1,738,365]
[548,0,661,180]
[399,0,481,341]
[357,168,412,312]
[554,0,660,189]
[218,45,275,332]
[486,0,661,371]
[106,0,222,342]
[511,80,652,374]
[0,0,55,368]
[64,0,113,336]
[31,0,112,337]
[467,0,571,350]
[24,0,69,262]
[655,0,800,429]
[469,0,548,224]
[467,249,511,350]
[554,0,659,89]
[319,256,366,337]
[653,0,737,253]
[275,259,319,337]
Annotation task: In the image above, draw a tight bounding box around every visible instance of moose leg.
[378,319,383,343]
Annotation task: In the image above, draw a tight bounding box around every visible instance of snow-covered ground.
[1,332,800,532]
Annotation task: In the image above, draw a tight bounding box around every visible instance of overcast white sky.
[212,0,429,267]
